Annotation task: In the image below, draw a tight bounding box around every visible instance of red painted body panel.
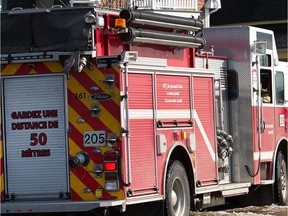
[251,105,286,184]
[128,74,153,110]
[127,73,157,195]
[193,77,217,185]
[129,119,156,193]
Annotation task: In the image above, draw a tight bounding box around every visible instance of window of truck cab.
[259,54,273,104]
[275,71,284,105]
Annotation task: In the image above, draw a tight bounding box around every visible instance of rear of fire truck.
[0,2,127,214]
[0,0,208,215]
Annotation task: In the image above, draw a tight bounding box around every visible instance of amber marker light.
[115,18,126,28]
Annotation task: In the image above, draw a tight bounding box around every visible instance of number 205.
[83,131,106,147]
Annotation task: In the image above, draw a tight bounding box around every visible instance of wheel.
[275,151,287,205]
[166,161,190,216]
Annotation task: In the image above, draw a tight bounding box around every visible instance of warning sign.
[8,109,60,157]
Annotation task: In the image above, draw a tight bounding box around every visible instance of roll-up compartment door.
[3,75,68,200]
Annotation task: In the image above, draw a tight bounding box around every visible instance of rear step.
[1,200,125,214]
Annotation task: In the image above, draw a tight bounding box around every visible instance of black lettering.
[21,148,51,157]
[42,110,58,118]
[21,148,32,157]
[12,121,48,130]
[11,110,43,119]
[48,121,58,129]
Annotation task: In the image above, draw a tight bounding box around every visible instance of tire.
[166,161,190,216]
[275,151,287,205]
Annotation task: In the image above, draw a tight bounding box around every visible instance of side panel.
[196,57,231,183]
[195,57,229,129]
[274,62,288,140]
[203,27,254,183]
[193,77,217,186]
[155,73,193,195]
[127,73,157,195]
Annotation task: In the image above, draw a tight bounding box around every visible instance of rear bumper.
[1,200,125,214]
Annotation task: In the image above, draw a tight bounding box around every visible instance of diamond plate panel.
[203,27,254,183]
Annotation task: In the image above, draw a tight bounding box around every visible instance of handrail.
[131,0,197,10]
[79,0,198,10]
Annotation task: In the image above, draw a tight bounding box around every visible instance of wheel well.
[168,146,195,195]
[274,138,287,205]
[276,139,287,162]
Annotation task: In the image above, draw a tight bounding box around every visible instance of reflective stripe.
[254,151,274,160]
[194,110,216,162]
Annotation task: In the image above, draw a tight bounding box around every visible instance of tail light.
[105,162,117,171]
[104,151,119,191]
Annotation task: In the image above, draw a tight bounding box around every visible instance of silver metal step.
[260,180,274,185]
[195,183,251,195]
[221,187,249,197]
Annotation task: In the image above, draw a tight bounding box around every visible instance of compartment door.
[193,77,217,186]
[3,75,68,200]
[127,73,157,196]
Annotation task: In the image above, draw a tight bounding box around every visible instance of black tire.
[166,161,190,216]
[275,151,287,205]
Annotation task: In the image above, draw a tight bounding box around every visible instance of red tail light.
[105,162,117,171]
[104,151,119,191]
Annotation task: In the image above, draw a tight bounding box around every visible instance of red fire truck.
[0,2,287,216]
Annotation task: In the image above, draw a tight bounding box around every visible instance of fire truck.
[0,1,287,215]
